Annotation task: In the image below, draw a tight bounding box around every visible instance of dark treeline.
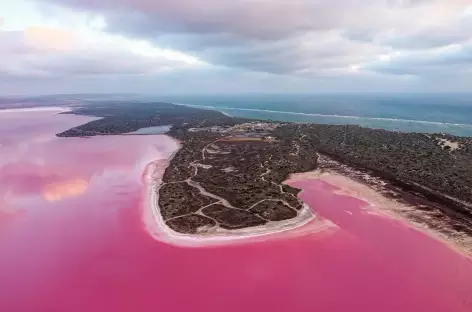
[274,124,472,216]
[57,102,251,137]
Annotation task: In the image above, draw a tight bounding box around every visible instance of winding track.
[164,136,304,229]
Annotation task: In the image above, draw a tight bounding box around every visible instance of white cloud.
[0,3,204,79]
[30,0,470,77]
[361,41,472,75]
[1,0,472,92]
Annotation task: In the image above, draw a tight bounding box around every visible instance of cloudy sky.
[1,0,471,95]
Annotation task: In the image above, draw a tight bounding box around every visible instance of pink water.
[1,110,471,312]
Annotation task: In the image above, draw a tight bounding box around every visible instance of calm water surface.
[0,109,471,311]
[127,125,172,135]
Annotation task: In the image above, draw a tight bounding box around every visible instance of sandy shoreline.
[142,136,333,247]
[288,169,472,257]
[142,136,472,253]
[0,107,72,114]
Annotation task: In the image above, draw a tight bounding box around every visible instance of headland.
[56,101,472,251]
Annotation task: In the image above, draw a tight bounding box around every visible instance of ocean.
[149,93,472,137]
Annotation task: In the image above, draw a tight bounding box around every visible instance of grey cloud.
[42,0,351,40]
[346,29,470,50]
[345,12,472,49]
[42,0,453,40]
[364,44,472,75]
[0,30,187,78]
[0,65,421,96]
[153,33,253,53]
[36,0,472,75]
[1,53,178,78]
[381,33,470,50]
[196,34,385,74]
[31,52,176,76]
[0,31,35,55]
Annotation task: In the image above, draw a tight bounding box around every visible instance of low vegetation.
[57,101,472,234]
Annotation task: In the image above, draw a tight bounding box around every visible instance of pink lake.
[1,109,472,312]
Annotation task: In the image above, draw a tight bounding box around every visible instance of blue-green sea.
[148,93,472,136]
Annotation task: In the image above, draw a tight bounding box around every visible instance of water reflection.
[0,110,177,210]
[43,179,89,202]
[0,109,180,311]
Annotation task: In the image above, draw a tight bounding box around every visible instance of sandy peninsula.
[142,139,334,247]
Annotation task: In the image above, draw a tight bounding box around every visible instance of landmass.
[56,101,472,242]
